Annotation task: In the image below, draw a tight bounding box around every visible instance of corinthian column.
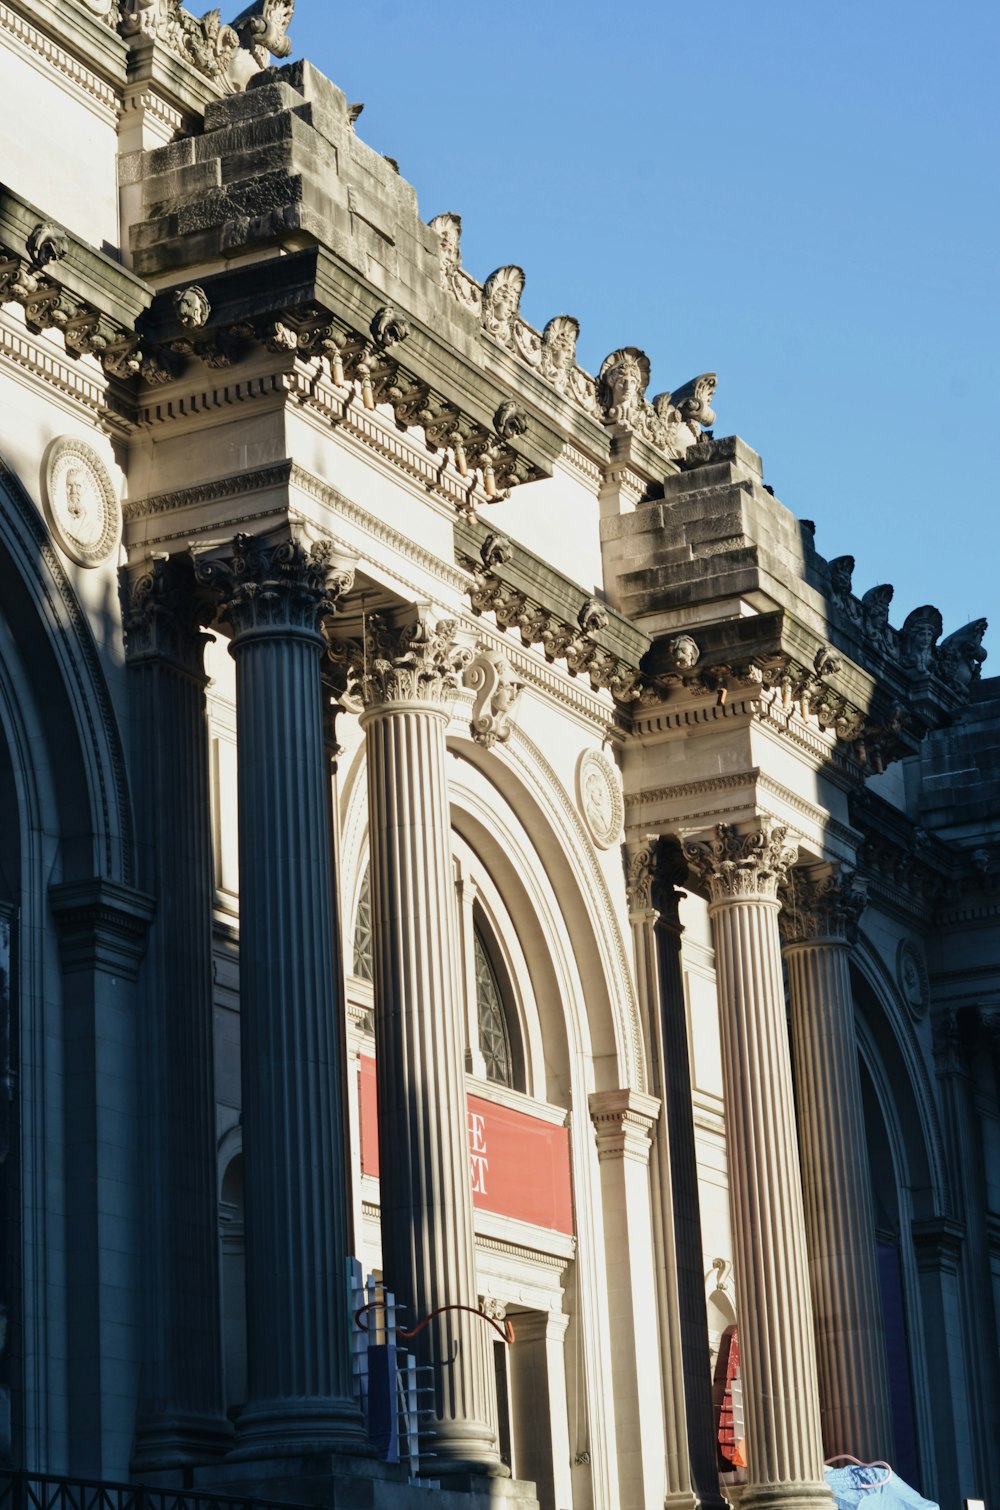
[124,556,231,1468]
[779,869,893,1463]
[625,839,721,1510]
[355,607,498,1474]
[684,821,831,1510]
[201,533,365,1458]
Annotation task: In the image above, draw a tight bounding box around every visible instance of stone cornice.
[133,249,556,504]
[455,517,648,704]
[1,1,126,114]
[0,184,152,380]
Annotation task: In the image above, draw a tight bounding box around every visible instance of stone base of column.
[229,1398,369,1461]
[741,1482,833,1510]
[132,1412,234,1470]
[664,1490,702,1510]
[193,1455,540,1508]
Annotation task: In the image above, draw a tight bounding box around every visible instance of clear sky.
[292,1,998,650]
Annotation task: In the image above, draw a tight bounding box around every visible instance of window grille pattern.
[353,864,374,981]
[474,927,513,1087]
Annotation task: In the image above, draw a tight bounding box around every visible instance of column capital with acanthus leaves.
[683,818,799,906]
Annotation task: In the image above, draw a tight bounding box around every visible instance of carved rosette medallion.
[577,749,623,851]
[897,939,930,1019]
[354,611,473,714]
[197,533,354,644]
[777,868,867,947]
[684,819,798,905]
[43,437,120,567]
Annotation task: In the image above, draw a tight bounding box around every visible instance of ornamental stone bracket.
[455,520,648,704]
[0,189,153,383]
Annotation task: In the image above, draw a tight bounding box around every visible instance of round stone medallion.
[43,437,120,567]
[897,939,929,1018]
[577,749,623,850]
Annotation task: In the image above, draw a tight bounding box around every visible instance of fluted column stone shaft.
[124,557,231,1467]
[780,870,893,1463]
[625,839,722,1510]
[356,608,498,1474]
[684,821,830,1510]
[204,533,364,1457]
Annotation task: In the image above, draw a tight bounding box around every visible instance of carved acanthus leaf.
[684,819,798,904]
[195,531,353,641]
[348,610,473,710]
[778,867,867,946]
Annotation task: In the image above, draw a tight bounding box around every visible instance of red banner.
[359,1056,573,1235]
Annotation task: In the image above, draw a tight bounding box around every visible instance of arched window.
[474,924,515,1089]
[353,863,374,981]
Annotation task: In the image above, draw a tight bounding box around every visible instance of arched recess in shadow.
[851,945,943,1496]
[0,454,139,1473]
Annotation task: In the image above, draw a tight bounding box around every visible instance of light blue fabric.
[824,1465,939,1510]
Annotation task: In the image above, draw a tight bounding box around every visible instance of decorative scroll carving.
[624,839,657,914]
[670,373,717,431]
[119,0,243,85]
[0,242,142,379]
[778,867,867,946]
[463,649,520,749]
[350,610,472,711]
[196,532,353,642]
[481,265,525,351]
[684,819,798,904]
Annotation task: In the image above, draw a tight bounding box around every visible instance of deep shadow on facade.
[0,5,996,1510]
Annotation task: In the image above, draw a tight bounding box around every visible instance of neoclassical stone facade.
[0,5,997,1510]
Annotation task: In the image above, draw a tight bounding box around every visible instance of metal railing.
[0,1475,311,1510]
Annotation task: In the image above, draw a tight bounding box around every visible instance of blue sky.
[292,2,998,648]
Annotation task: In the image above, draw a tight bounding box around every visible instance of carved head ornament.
[429,212,462,288]
[901,604,943,671]
[597,347,650,427]
[539,315,580,384]
[936,618,989,688]
[482,265,525,347]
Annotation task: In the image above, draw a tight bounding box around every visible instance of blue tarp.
[824,1464,939,1510]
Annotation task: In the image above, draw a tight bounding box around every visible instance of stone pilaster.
[589,1088,669,1510]
[123,557,232,1467]
[779,868,893,1463]
[683,820,830,1510]
[356,607,498,1473]
[625,839,721,1510]
[201,533,365,1457]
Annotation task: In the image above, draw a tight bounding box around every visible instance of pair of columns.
[125,534,497,1472]
[670,821,893,1510]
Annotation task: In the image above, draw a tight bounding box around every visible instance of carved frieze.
[777,868,867,946]
[684,819,798,904]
